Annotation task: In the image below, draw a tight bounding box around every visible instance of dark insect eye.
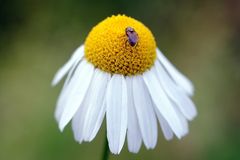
[125,27,139,47]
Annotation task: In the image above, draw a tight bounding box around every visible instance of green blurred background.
[1,0,240,160]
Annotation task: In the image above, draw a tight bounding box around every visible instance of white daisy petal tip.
[165,136,174,141]
[188,108,198,121]
[58,123,65,132]
[51,77,59,87]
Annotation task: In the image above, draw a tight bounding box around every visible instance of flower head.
[52,15,197,154]
[85,15,156,75]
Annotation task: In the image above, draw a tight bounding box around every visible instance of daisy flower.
[52,15,197,154]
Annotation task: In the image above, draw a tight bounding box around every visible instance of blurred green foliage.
[1,0,240,160]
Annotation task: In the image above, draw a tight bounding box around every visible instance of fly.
[125,27,139,47]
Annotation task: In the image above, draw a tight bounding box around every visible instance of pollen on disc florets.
[84,15,156,76]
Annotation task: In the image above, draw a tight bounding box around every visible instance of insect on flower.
[125,26,139,47]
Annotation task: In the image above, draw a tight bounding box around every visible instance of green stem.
[102,136,110,160]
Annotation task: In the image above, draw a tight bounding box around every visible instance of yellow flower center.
[84,15,156,76]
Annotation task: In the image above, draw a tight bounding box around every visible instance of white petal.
[143,69,184,138]
[126,77,142,153]
[154,107,174,140]
[54,59,87,122]
[71,69,110,143]
[173,105,189,137]
[58,60,94,131]
[132,76,158,149]
[54,57,83,122]
[154,61,197,120]
[55,60,86,122]
[52,45,84,86]
[156,48,194,96]
[72,98,88,143]
[106,75,128,154]
[82,69,111,141]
